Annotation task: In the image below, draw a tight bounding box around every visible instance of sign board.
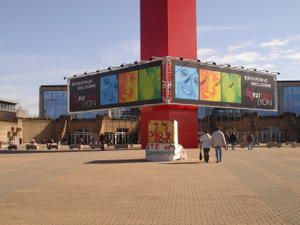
[148,120,178,144]
[145,120,183,161]
[172,59,277,111]
[68,60,163,113]
[68,57,277,113]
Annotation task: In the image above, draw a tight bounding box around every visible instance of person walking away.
[212,128,227,163]
[247,133,254,150]
[229,132,237,150]
[99,133,105,150]
[199,130,212,163]
[224,131,230,150]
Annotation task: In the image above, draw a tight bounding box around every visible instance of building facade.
[199,81,300,142]
[0,99,20,145]
[0,99,17,122]
[39,85,68,119]
[39,85,105,119]
[277,81,300,115]
[39,85,139,120]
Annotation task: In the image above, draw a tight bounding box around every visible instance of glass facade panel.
[283,86,300,115]
[76,111,104,119]
[43,91,68,119]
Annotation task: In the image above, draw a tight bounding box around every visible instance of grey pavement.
[0,147,299,225]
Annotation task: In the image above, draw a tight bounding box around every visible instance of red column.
[140,0,197,60]
[140,0,198,148]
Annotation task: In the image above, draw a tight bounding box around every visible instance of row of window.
[0,103,16,112]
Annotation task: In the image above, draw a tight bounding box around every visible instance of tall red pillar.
[140,0,199,148]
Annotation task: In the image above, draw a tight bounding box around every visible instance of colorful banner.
[100,74,118,105]
[139,66,162,101]
[200,69,221,102]
[69,57,277,113]
[69,61,163,112]
[119,71,138,103]
[175,65,199,100]
[221,72,242,103]
[148,120,177,143]
[173,60,276,111]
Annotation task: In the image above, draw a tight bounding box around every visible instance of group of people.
[199,128,255,163]
[199,128,226,163]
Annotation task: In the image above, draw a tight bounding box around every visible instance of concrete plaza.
[0,147,299,225]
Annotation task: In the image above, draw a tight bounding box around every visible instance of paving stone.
[0,147,299,225]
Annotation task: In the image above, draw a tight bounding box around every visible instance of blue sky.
[1,0,300,115]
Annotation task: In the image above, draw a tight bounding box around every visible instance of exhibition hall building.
[0,80,299,147]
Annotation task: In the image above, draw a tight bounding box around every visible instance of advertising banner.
[172,59,277,111]
[68,57,277,113]
[68,60,163,113]
[69,75,99,112]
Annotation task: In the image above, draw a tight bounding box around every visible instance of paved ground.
[0,147,299,225]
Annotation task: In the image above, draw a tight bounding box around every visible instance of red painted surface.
[140,105,199,148]
[140,0,197,60]
[140,0,199,148]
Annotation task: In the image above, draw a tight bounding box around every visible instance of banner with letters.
[68,57,277,113]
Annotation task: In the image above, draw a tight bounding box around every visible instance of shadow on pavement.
[162,161,201,165]
[85,159,147,164]
[0,150,102,154]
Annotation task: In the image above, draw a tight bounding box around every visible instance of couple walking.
[199,128,227,163]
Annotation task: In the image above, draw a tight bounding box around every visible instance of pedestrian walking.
[247,133,254,150]
[224,131,230,150]
[99,133,105,150]
[229,132,237,150]
[212,127,227,163]
[199,130,212,163]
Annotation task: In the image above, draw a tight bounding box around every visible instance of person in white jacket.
[212,127,227,163]
[199,130,212,163]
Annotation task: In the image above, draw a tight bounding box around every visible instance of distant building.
[39,85,139,120]
[277,80,300,115]
[0,98,17,121]
[39,85,67,119]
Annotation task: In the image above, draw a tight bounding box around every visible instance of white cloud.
[260,39,289,48]
[197,48,216,58]
[263,51,280,61]
[199,34,300,80]
[208,52,262,64]
[98,39,140,66]
[285,52,300,63]
[228,41,254,51]
[288,34,300,42]
[284,49,297,54]
[197,25,248,33]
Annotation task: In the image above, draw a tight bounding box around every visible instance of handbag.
[199,150,203,161]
